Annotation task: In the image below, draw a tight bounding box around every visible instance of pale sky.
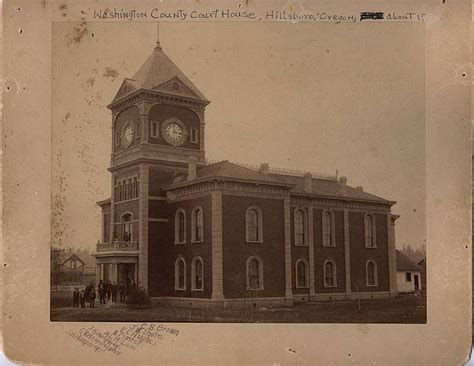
[52,21,425,251]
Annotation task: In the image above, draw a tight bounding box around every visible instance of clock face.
[161,118,188,146]
[165,122,183,142]
[122,124,134,147]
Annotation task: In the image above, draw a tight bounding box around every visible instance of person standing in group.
[98,280,106,305]
[119,282,126,302]
[89,286,96,308]
[111,282,118,303]
[84,281,93,304]
[72,288,80,308]
[106,280,112,301]
[79,289,86,308]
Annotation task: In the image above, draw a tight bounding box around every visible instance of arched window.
[246,206,263,243]
[191,206,204,243]
[366,260,378,287]
[246,256,264,290]
[294,209,307,246]
[175,257,186,290]
[175,209,186,244]
[121,213,133,242]
[191,257,204,291]
[323,259,337,288]
[322,210,336,247]
[295,259,309,288]
[364,214,377,248]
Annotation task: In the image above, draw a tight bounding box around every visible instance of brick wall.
[148,169,177,197]
[148,104,201,150]
[349,212,389,292]
[114,105,140,153]
[221,195,285,298]
[313,209,346,293]
[148,195,212,298]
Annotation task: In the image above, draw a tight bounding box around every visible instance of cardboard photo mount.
[2,0,472,364]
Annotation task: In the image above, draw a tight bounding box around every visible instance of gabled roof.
[60,253,85,266]
[164,161,289,190]
[111,46,208,104]
[396,250,421,272]
[269,173,392,203]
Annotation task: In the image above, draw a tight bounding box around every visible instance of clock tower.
[95,34,210,291]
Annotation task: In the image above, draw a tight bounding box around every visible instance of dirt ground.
[50,294,426,323]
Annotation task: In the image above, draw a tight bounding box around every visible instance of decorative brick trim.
[344,209,352,294]
[291,196,392,211]
[211,190,224,300]
[308,207,316,295]
[283,196,293,300]
[387,213,398,295]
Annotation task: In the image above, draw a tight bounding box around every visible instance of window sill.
[296,285,309,289]
[174,242,186,245]
[366,284,378,287]
[246,240,263,244]
[246,287,264,291]
[174,288,186,291]
[191,240,204,244]
[324,285,337,288]
[365,246,377,249]
[191,288,204,292]
[295,243,309,247]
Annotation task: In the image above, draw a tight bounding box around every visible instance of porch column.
[100,264,104,282]
[113,264,119,284]
[211,189,224,300]
[344,209,352,296]
[111,263,117,284]
[308,206,316,296]
[96,264,100,284]
[138,163,149,290]
[283,196,293,304]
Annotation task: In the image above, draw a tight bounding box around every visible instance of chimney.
[339,176,347,196]
[304,172,312,193]
[356,186,363,191]
[259,163,269,175]
[187,156,197,181]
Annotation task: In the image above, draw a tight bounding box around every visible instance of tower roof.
[111,46,208,105]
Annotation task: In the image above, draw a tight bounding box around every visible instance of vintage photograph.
[50,21,426,323]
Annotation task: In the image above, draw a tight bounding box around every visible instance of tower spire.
[155,22,162,50]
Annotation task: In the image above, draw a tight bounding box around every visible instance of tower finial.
[155,22,162,50]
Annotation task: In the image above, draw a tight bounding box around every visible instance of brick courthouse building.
[93,38,399,308]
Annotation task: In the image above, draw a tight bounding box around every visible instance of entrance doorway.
[118,263,136,289]
[414,275,420,291]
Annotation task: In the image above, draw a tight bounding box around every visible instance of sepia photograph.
[49,21,427,323]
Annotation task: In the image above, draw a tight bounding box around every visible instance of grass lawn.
[50,294,426,323]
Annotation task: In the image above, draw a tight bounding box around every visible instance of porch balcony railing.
[96,240,139,252]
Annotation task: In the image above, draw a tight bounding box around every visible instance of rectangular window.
[190,128,198,144]
[151,121,159,138]
[135,121,140,139]
[406,272,412,282]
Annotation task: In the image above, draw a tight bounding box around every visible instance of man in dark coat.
[79,290,86,308]
[72,288,80,308]
[111,282,118,303]
[89,286,96,308]
[84,281,93,304]
[106,280,112,301]
[98,280,106,305]
[119,282,126,302]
